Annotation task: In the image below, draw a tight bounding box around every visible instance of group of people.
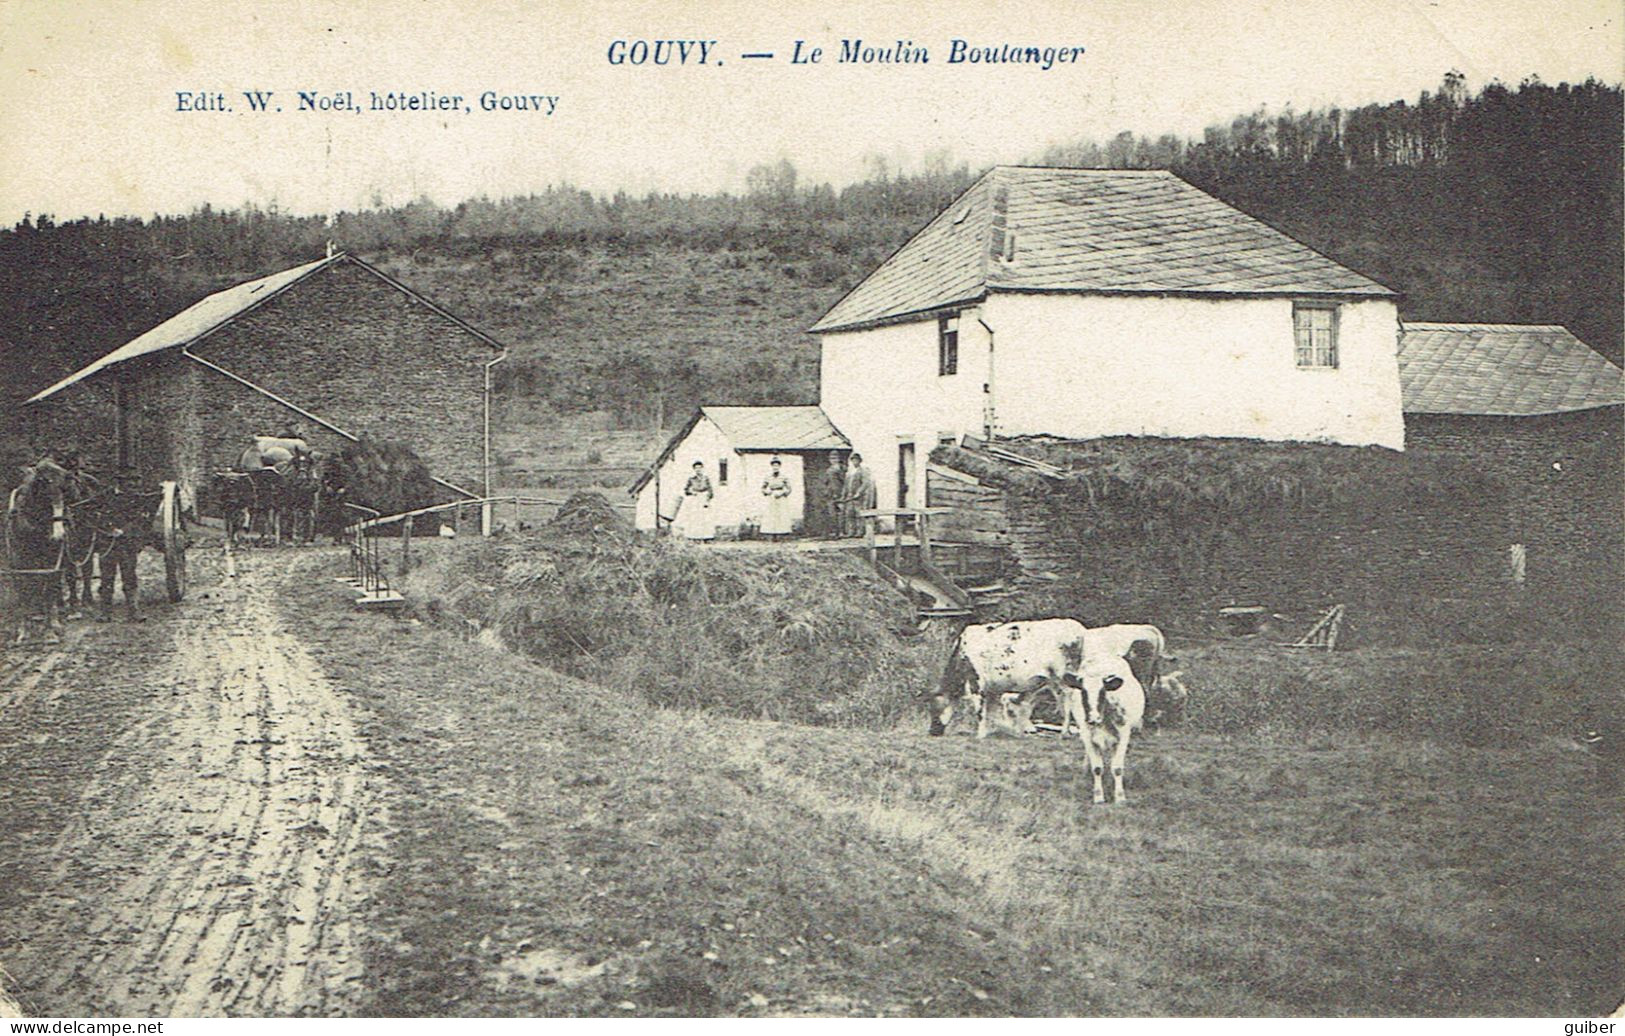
[670,452,877,542]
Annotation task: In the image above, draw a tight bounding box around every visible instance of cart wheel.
[161,481,187,602]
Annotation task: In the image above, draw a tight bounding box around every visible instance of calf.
[1063,655,1146,805]
[1008,622,1167,736]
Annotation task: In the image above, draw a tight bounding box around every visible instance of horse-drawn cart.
[156,480,188,602]
[4,460,190,639]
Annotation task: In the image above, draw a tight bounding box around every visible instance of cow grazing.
[1064,655,1146,805]
[927,618,1090,738]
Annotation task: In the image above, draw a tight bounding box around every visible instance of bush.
[403,513,940,728]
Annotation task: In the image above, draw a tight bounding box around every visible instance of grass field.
[281,552,1624,1017]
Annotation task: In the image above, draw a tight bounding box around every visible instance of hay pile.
[934,435,1516,644]
[404,531,938,728]
[332,436,439,517]
[546,492,628,536]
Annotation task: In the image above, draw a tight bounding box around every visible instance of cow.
[1063,654,1146,805]
[927,618,1090,738]
[999,622,1168,737]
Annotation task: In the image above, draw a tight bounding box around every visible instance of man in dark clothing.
[839,452,877,537]
[96,469,152,622]
[821,457,847,537]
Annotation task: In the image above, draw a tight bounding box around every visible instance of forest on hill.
[1,74,1618,439]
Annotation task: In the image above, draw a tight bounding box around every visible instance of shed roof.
[630,406,850,494]
[26,255,338,402]
[25,252,502,403]
[1398,323,1625,416]
[700,405,850,452]
[809,167,1394,333]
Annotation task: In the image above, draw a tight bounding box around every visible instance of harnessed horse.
[59,468,107,613]
[4,459,71,640]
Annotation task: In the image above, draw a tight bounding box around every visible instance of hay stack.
[333,435,439,517]
[403,528,935,728]
[546,492,628,536]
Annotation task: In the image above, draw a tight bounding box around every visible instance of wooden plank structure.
[1287,604,1345,651]
[857,506,972,618]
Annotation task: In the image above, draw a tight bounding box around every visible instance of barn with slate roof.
[1398,322,1624,595]
[811,166,1407,510]
[24,252,505,520]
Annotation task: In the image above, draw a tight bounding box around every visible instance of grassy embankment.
[280,532,1623,1017]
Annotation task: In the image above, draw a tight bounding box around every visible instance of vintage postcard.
[0,0,1620,1023]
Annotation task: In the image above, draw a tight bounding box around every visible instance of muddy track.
[0,550,378,1016]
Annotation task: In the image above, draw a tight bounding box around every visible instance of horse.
[58,466,106,614]
[5,458,72,641]
[232,437,314,545]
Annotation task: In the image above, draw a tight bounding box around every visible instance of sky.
[0,0,1620,224]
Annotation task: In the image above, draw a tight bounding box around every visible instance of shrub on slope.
[404,508,938,728]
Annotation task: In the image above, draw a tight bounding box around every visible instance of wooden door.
[897,442,915,508]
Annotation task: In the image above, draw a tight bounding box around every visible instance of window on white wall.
[1293,303,1339,368]
[718,458,729,484]
[938,313,959,376]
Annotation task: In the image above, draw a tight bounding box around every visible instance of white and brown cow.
[1063,654,1146,804]
[927,618,1090,738]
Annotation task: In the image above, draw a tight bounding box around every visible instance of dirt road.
[0,546,377,1016]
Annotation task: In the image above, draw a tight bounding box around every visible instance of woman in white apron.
[677,461,716,541]
[760,457,793,540]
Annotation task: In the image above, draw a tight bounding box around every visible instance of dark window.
[718,458,729,485]
[1293,303,1339,368]
[938,313,959,376]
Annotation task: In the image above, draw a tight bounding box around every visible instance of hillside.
[2,75,1618,479]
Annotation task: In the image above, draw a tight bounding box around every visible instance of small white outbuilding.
[631,405,851,538]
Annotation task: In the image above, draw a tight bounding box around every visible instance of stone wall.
[17,256,498,510]
[188,258,494,497]
[1406,408,1623,614]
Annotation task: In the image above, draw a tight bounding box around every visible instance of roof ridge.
[991,165,1177,176]
[1405,321,1571,331]
[27,253,342,403]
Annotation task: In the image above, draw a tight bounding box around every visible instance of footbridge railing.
[341,495,553,608]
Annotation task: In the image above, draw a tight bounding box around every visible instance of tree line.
[1,72,1618,435]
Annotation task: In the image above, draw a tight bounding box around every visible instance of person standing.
[677,460,716,541]
[96,467,148,622]
[840,452,876,537]
[821,456,847,538]
[759,457,794,541]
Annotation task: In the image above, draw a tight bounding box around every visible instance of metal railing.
[343,502,389,598]
[342,494,556,605]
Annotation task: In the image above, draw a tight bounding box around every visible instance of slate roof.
[25,252,503,404]
[700,406,850,452]
[631,406,849,494]
[27,255,339,402]
[809,167,1394,333]
[1399,323,1625,416]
